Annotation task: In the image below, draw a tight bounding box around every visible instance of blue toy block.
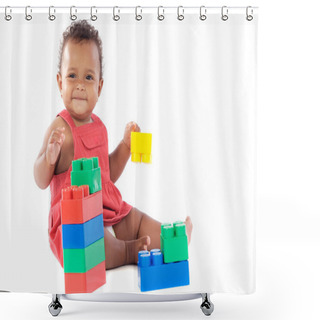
[62,214,104,249]
[138,249,190,292]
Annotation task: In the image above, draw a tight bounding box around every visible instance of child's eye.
[86,75,93,80]
[68,73,76,79]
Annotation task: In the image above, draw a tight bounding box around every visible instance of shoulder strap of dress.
[91,113,104,127]
[58,109,76,129]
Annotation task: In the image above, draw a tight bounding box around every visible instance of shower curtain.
[0,6,257,295]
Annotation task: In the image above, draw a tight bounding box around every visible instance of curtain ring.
[177,6,184,21]
[135,6,142,21]
[158,6,165,21]
[246,6,253,21]
[200,6,207,21]
[221,6,228,21]
[49,6,56,21]
[91,6,98,21]
[25,6,32,21]
[5,6,12,21]
[113,6,120,21]
[70,6,77,21]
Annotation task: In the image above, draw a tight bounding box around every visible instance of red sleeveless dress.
[49,109,132,267]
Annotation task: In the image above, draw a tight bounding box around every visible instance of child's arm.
[34,124,65,189]
[109,122,140,183]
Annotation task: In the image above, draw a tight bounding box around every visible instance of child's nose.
[76,81,85,91]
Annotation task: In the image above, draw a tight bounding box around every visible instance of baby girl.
[34,20,192,269]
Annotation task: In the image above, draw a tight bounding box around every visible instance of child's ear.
[98,78,104,97]
[56,73,63,94]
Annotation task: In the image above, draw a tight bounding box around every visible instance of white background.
[1,0,320,320]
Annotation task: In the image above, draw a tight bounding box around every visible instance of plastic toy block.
[71,157,102,194]
[65,260,106,293]
[131,132,152,163]
[160,221,188,263]
[62,214,104,249]
[63,237,105,273]
[138,249,190,292]
[61,186,102,224]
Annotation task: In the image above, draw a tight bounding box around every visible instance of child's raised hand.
[46,127,65,166]
[123,121,140,149]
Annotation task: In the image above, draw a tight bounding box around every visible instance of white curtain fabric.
[0,7,258,294]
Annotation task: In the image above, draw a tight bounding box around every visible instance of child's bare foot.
[125,236,151,264]
[185,216,193,244]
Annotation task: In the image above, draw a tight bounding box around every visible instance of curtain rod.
[1,6,258,22]
[0,6,258,9]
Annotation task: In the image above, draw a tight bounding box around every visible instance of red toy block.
[61,186,102,224]
[64,260,106,293]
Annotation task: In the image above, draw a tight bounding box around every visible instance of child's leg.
[112,207,162,261]
[113,208,193,246]
[136,214,193,245]
[109,208,193,267]
[103,227,150,269]
[103,228,125,269]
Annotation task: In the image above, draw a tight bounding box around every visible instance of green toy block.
[160,221,188,263]
[63,237,105,273]
[71,157,102,194]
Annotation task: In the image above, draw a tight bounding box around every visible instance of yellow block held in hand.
[131,132,152,164]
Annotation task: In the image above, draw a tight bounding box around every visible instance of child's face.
[57,40,103,123]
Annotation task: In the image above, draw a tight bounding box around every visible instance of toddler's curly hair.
[58,20,103,79]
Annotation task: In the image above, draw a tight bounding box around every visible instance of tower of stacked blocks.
[61,157,106,293]
[138,221,190,292]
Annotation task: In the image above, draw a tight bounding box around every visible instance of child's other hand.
[123,121,140,149]
[46,127,65,166]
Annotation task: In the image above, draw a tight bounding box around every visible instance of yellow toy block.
[131,132,152,164]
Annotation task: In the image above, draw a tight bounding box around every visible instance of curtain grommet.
[158,6,165,21]
[246,6,254,21]
[49,6,56,21]
[113,6,120,21]
[25,6,32,21]
[70,6,77,21]
[221,6,228,21]
[135,6,142,21]
[200,6,207,21]
[91,6,98,21]
[5,6,12,21]
[177,6,184,21]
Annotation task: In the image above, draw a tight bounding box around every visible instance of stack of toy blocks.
[61,157,106,293]
[138,221,189,292]
[131,132,152,163]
